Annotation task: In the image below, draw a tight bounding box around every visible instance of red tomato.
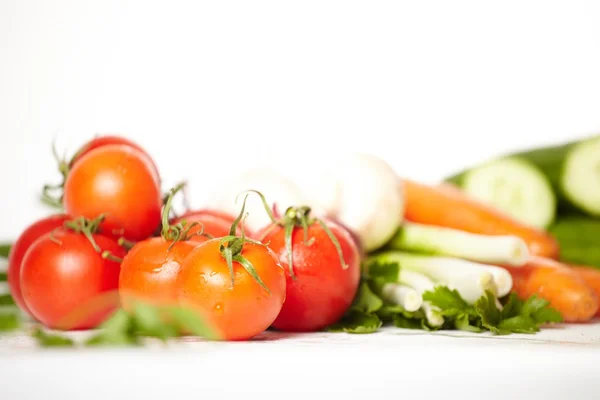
[172,209,244,243]
[258,218,361,332]
[119,237,198,309]
[63,144,162,241]
[7,214,69,315]
[71,134,159,180]
[20,230,125,330]
[175,239,286,340]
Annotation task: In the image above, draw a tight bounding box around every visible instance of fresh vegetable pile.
[442,134,600,321]
[3,133,599,347]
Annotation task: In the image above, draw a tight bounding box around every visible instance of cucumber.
[549,217,600,268]
[446,135,600,218]
[448,157,556,229]
[560,137,600,216]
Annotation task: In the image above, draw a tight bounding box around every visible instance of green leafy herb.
[472,290,563,335]
[0,272,6,282]
[0,312,20,332]
[83,302,216,347]
[454,313,482,333]
[0,294,15,306]
[392,314,423,330]
[365,260,399,282]
[32,327,75,347]
[352,282,383,314]
[474,291,503,333]
[328,311,382,334]
[497,316,539,334]
[523,296,563,324]
[376,304,424,322]
[0,244,11,259]
[500,292,522,319]
[166,306,216,338]
[423,286,473,317]
[32,301,217,348]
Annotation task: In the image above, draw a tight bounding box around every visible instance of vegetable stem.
[371,252,501,304]
[388,221,529,266]
[380,283,422,312]
[397,269,444,327]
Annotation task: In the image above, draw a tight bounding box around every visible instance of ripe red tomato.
[258,216,361,332]
[63,144,162,241]
[119,237,198,309]
[171,209,244,243]
[20,229,125,330]
[7,214,69,315]
[175,239,286,340]
[71,134,159,180]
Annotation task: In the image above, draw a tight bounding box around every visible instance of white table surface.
[2,322,600,400]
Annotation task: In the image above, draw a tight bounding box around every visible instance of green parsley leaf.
[454,313,482,333]
[520,295,562,324]
[99,308,132,333]
[377,304,425,321]
[531,306,563,324]
[500,292,523,319]
[422,286,474,318]
[85,309,139,347]
[393,314,423,330]
[0,294,15,306]
[32,328,75,347]
[327,311,382,334]
[0,312,20,331]
[499,293,562,330]
[85,331,138,347]
[0,244,11,259]
[132,303,178,341]
[0,272,7,282]
[498,316,539,334]
[521,295,551,317]
[365,260,399,283]
[474,290,502,333]
[351,282,383,314]
[166,306,217,339]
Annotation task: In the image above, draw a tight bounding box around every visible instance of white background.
[2,0,600,240]
[2,1,600,399]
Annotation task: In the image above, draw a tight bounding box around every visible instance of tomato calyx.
[117,237,136,250]
[219,194,271,295]
[245,190,348,279]
[160,183,212,250]
[41,142,72,210]
[60,215,124,263]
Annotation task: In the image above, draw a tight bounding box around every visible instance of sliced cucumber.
[460,157,556,229]
[561,137,600,216]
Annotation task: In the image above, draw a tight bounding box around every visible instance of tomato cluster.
[8,135,361,340]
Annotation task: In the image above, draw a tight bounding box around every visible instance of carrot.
[402,179,560,259]
[503,256,598,322]
[569,264,600,316]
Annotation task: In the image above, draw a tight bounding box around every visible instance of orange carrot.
[503,257,598,323]
[402,179,560,259]
[569,264,600,316]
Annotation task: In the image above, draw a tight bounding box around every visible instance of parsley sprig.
[329,261,562,335]
[0,302,217,347]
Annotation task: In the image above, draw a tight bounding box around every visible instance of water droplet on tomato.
[213,303,223,315]
[153,260,180,277]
